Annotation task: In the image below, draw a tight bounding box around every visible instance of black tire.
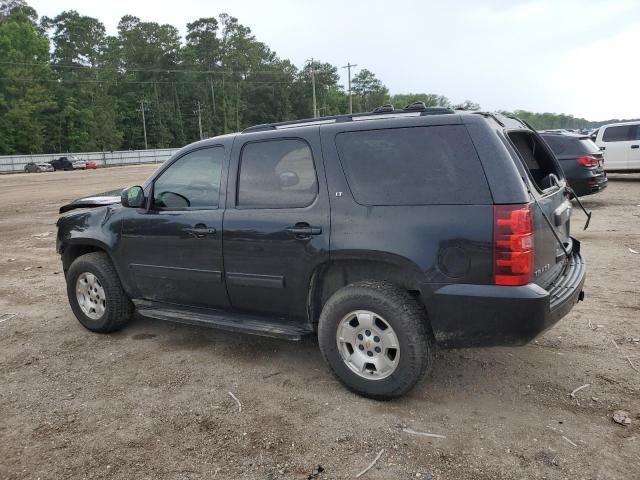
[66,252,134,333]
[318,280,434,400]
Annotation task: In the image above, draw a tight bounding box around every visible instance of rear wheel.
[66,252,133,333]
[318,280,433,399]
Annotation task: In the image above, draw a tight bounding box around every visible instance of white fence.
[0,148,180,173]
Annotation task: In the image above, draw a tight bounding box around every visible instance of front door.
[223,129,330,320]
[120,145,229,309]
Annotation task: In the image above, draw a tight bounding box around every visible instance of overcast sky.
[29,0,640,120]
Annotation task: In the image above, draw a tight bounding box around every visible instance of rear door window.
[237,139,318,209]
[602,125,637,142]
[334,125,491,205]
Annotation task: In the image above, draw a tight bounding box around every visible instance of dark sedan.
[540,132,608,197]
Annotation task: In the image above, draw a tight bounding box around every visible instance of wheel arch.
[60,239,134,296]
[307,255,430,328]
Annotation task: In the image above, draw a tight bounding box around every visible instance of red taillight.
[493,204,534,286]
[576,155,599,167]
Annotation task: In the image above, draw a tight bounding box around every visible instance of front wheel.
[318,280,433,400]
[66,252,133,333]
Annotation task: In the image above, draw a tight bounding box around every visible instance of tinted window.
[153,147,224,209]
[541,135,569,155]
[335,125,491,205]
[602,125,637,142]
[238,139,317,209]
[578,138,601,154]
[542,135,600,156]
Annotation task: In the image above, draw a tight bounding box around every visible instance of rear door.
[507,130,571,288]
[598,124,634,170]
[223,127,330,320]
[628,124,640,169]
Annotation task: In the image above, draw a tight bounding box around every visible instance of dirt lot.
[0,166,639,480]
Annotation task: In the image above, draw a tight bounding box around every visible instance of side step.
[134,300,313,341]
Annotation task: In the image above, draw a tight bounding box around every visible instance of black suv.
[540,132,607,197]
[57,105,586,399]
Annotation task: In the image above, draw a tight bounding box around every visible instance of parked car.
[56,105,586,399]
[24,162,54,173]
[85,160,98,169]
[71,158,87,169]
[540,132,607,196]
[50,157,74,171]
[593,121,640,172]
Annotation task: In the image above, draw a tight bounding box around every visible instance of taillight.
[576,155,599,167]
[493,204,534,286]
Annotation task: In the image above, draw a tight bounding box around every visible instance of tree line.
[0,0,635,155]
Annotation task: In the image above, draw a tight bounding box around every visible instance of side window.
[335,126,491,206]
[602,125,635,142]
[237,139,317,209]
[153,147,224,209]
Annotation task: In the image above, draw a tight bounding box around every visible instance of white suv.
[594,121,640,171]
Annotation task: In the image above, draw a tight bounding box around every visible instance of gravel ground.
[0,166,639,480]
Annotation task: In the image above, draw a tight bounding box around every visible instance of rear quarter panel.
[319,119,496,294]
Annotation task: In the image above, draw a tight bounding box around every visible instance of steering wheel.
[157,191,191,208]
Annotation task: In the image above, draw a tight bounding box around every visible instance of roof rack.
[242,103,455,133]
[472,111,506,127]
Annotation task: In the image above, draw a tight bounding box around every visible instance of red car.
[85,161,98,169]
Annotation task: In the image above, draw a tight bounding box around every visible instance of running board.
[134,300,312,341]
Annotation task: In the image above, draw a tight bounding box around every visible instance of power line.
[0,61,294,76]
[0,77,294,85]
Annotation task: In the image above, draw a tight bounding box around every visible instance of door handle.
[631,145,639,149]
[287,224,322,237]
[184,225,216,238]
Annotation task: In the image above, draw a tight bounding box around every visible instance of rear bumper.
[426,240,586,348]
[569,171,608,197]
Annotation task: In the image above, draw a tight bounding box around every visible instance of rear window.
[602,125,639,142]
[542,135,600,156]
[334,125,491,206]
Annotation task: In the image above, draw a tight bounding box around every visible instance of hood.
[59,189,123,214]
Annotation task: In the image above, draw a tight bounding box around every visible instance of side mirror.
[121,186,145,208]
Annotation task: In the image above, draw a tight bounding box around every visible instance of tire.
[318,280,434,400]
[66,252,133,333]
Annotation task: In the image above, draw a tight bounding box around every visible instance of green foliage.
[351,69,389,112]
[390,93,451,109]
[0,1,54,154]
[0,1,627,155]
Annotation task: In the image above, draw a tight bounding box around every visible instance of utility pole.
[308,58,317,118]
[138,100,148,149]
[209,77,216,116]
[196,102,203,139]
[236,83,240,132]
[341,62,358,114]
